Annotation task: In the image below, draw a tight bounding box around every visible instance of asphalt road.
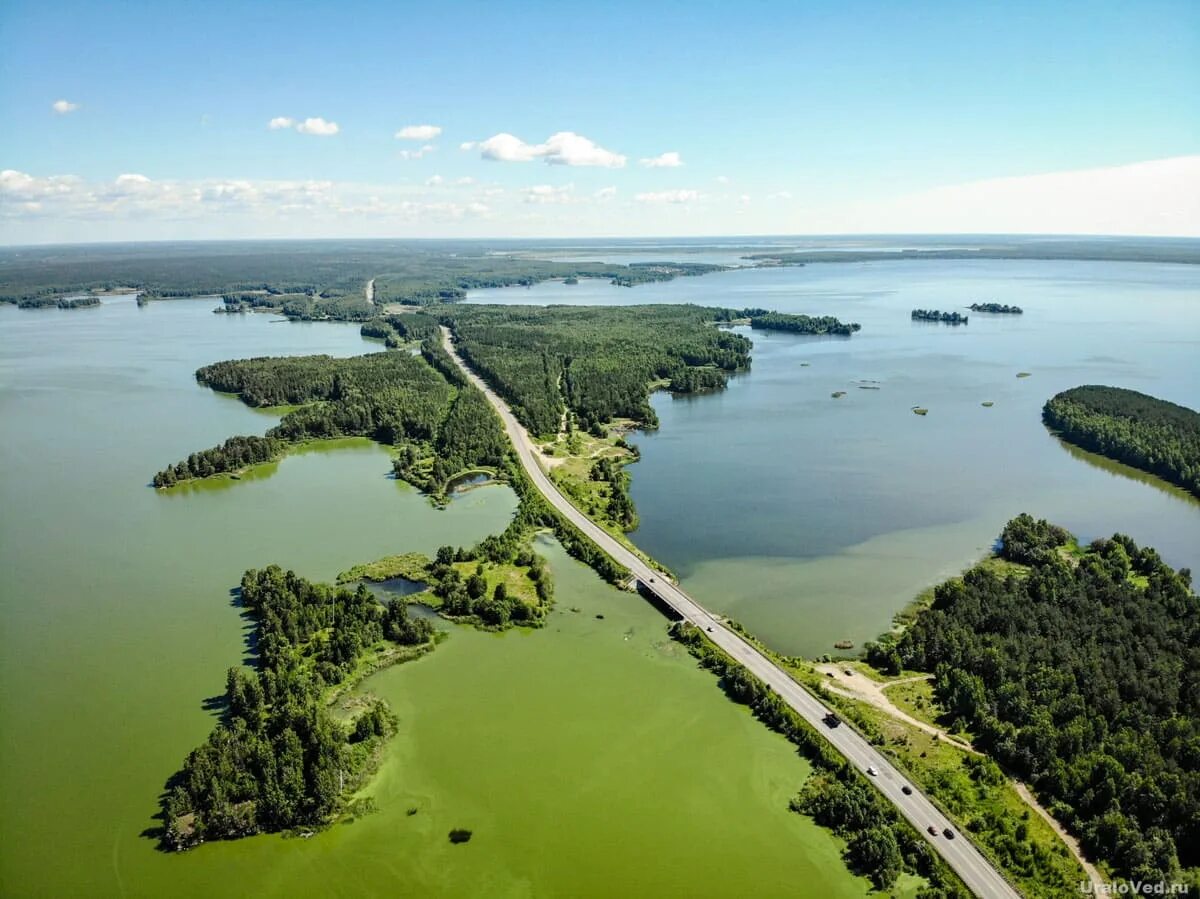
[441,327,1021,899]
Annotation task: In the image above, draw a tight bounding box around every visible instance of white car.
[866,766,878,776]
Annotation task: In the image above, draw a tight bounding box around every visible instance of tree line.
[868,514,1199,885]
[160,565,434,849]
[1043,385,1200,497]
[748,311,862,336]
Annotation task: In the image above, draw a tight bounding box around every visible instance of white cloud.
[294,117,339,136]
[635,189,700,204]
[594,186,617,201]
[459,141,477,151]
[397,144,436,160]
[455,176,475,185]
[52,99,79,115]
[640,151,683,168]
[268,116,295,130]
[715,175,730,184]
[523,184,575,204]
[477,131,626,167]
[425,175,444,186]
[739,194,751,205]
[396,124,442,141]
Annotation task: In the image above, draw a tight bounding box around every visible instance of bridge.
[440,326,1020,899]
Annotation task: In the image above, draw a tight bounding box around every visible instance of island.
[747,310,862,336]
[1043,385,1200,498]
[968,302,1023,314]
[911,309,968,324]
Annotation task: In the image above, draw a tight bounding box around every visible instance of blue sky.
[1,0,1197,242]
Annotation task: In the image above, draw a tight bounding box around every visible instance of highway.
[441,327,1021,899]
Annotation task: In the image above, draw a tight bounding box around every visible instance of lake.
[0,295,877,897]
[468,257,1200,657]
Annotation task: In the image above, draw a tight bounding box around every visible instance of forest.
[156,346,506,495]
[160,565,434,849]
[1043,386,1200,498]
[968,303,1023,314]
[867,514,1199,885]
[0,240,726,311]
[748,311,862,336]
[441,304,754,437]
[911,309,968,324]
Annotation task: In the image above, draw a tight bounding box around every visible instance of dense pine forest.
[160,566,434,849]
[1043,386,1200,498]
[442,304,755,436]
[868,514,1199,885]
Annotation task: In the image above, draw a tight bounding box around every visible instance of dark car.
[943,828,955,839]
[823,713,841,728]
[927,826,938,836]
[901,785,913,795]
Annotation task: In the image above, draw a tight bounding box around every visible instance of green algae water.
[0,298,871,897]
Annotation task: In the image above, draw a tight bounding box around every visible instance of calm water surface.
[0,297,875,897]
[470,259,1200,656]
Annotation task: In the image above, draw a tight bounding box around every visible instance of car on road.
[943,828,955,839]
[901,785,913,795]
[843,669,854,676]
[866,766,877,776]
[928,826,939,836]
[823,713,841,728]
[706,626,713,632]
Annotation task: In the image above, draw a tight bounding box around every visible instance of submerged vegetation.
[866,515,1199,886]
[1043,385,1200,498]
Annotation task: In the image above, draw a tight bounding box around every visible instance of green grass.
[337,552,432,584]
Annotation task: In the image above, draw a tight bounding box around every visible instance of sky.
[1,0,1197,243]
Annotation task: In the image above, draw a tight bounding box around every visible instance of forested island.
[161,566,435,848]
[747,311,862,337]
[866,514,1199,886]
[968,302,1022,314]
[1043,386,1200,498]
[911,309,968,324]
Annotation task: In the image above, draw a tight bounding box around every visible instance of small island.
[1043,385,1200,497]
[17,295,101,309]
[911,309,967,324]
[968,302,1023,314]
[748,311,861,337]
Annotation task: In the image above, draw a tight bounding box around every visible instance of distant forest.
[1043,386,1200,498]
[744,239,1200,266]
[0,241,725,313]
[867,515,1199,885]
